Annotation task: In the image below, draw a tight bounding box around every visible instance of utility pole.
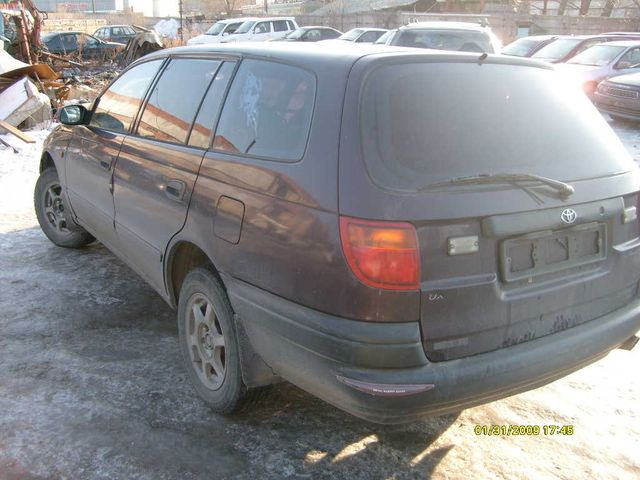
[264,0,268,14]
[179,0,184,44]
[91,0,96,14]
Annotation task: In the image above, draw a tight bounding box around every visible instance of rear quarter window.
[213,59,315,162]
[359,61,633,192]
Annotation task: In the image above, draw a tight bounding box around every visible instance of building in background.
[33,0,121,11]
[32,0,180,16]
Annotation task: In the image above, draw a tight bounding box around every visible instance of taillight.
[339,216,420,291]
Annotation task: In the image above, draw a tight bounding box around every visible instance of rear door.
[65,59,163,247]
[112,57,235,292]
[272,20,291,40]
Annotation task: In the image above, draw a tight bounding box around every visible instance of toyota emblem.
[560,208,577,224]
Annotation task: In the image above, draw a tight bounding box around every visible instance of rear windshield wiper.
[422,173,575,197]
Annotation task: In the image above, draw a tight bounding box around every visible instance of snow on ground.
[0,120,639,479]
[0,124,52,233]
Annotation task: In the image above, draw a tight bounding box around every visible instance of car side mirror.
[222,31,229,36]
[59,105,90,125]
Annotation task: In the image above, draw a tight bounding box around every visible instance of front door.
[65,59,164,246]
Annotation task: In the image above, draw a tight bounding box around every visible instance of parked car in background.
[328,28,389,44]
[558,41,640,97]
[531,33,640,63]
[221,17,297,42]
[276,26,342,42]
[186,17,247,45]
[38,42,640,424]
[93,24,146,44]
[374,29,396,44]
[41,31,126,59]
[501,35,560,57]
[594,72,640,122]
[380,21,502,53]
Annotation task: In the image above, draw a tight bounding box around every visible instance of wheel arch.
[40,151,55,173]
[165,239,222,309]
[165,238,278,388]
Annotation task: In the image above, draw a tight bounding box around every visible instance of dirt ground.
[0,122,639,480]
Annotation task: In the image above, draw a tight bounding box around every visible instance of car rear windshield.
[359,61,632,192]
[532,38,581,60]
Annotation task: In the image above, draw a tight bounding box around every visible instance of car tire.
[34,167,95,248]
[178,268,249,414]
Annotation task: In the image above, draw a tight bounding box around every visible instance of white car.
[222,17,298,42]
[187,17,249,45]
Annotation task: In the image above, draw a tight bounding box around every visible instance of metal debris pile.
[1,1,165,149]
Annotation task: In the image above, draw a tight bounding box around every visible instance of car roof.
[217,17,255,23]
[400,21,489,32]
[593,40,640,47]
[137,42,555,73]
[248,16,296,21]
[516,35,558,40]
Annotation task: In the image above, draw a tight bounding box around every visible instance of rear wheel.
[178,268,249,414]
[34,168,94,248]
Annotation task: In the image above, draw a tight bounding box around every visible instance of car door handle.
[165,180,186,201]
[99,157,115,170]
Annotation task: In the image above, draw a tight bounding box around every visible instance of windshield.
[359,62,631,192]
[567,45,626,66]
[339,29,364,41]
[206,22,225,35]
[235,20,256,34]
[375,30,394,44]
[502,38,542,56]
[532,38,582,60]
[285,28,306,40]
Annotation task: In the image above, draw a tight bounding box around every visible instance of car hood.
[607,72,640,87]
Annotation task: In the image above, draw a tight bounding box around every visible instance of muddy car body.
[35,43,640,423]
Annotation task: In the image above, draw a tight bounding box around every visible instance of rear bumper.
[225,276,640,424]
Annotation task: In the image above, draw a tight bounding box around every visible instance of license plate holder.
[500,222,606,282]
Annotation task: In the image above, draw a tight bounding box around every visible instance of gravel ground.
[0,120,639,480]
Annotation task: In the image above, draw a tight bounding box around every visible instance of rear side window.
[273,20,288,32]
[360,62,632,191]
[137,58,221,145]
[188,62,236,149]
[213,60,315,161]
[91,59,162,133]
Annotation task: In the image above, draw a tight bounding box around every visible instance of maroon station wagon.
[35,43,640,423]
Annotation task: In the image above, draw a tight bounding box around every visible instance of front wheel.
[178,268,249,414]
[34,168,94,248]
